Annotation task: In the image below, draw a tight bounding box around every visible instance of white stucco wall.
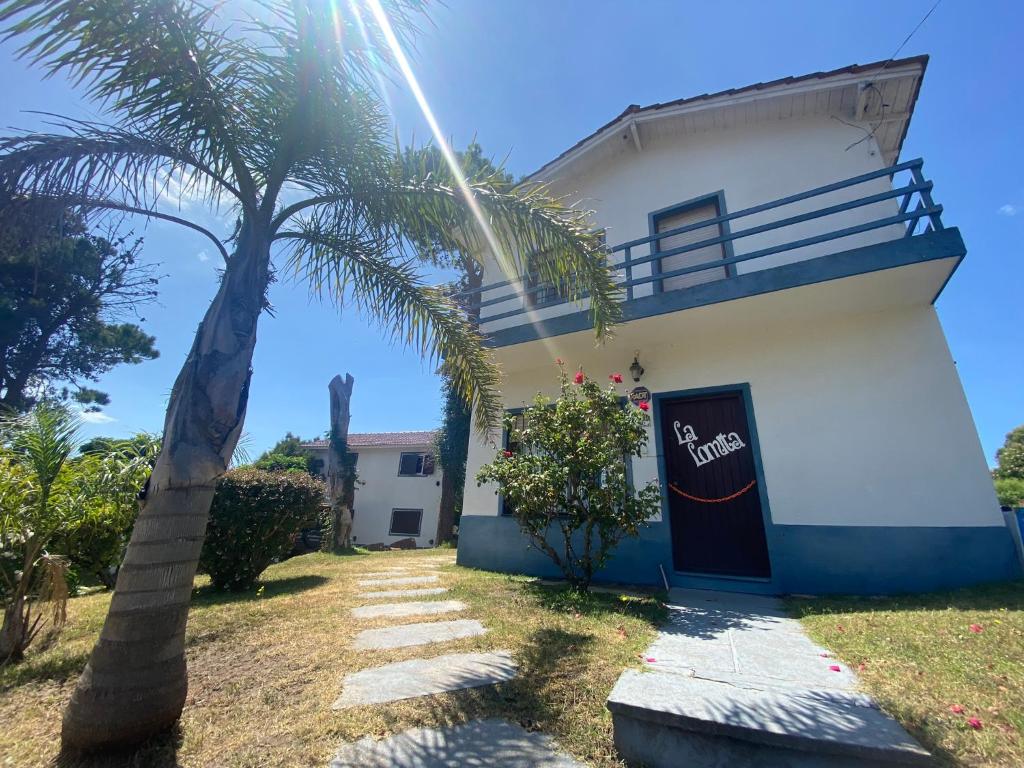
[311,445,443,547]
[479,115,908,333]
[464,300,1002,530]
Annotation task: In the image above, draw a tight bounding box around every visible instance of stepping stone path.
[329,718,585,767]
[330,556,575,764]
[333,651,517,708]
[357,587,448,600]
[357,575,439,587]
[352,599,466,620]
[353,619,487,650]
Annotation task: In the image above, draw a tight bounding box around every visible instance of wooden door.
[660,391,771,578]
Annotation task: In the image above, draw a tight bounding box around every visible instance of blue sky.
[1,0,1021,464]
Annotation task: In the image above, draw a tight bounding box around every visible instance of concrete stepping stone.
[353,619,486,650]
[361,569,438,578]
[357,575,439,587]
[333,651,517,709]
[328,718,584,767]
[352,599,465,620]
[607,588,930,767]
[358,587,449,600]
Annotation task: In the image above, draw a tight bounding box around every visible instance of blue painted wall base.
[456,514,1023,595]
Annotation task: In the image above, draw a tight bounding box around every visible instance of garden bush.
[477,363,662,590]
[200,468,326,591]
[995,477,1024,508]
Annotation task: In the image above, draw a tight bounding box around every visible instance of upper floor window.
[652,195,729,293]
[398,451,435,476]
[523,231,606,309]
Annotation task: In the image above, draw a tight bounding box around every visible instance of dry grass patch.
[1,549,665,767]
[789,580,1024,767]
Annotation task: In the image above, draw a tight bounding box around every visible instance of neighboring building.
[457,56,1022,594]
[303,431,442,548]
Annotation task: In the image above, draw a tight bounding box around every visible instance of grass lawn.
[789,581,1024,767]
[0,550,666,767]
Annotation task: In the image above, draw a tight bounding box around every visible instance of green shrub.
[200,468,326,591]
[476,363,662,590]
[995,477,1024,508]
[251,452,310,474]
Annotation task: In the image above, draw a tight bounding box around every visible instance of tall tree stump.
[326,374,356,551]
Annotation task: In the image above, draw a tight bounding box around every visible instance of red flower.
[610,373,623,383]
[828,664,841,672]
[637,401,649,412]
[950,704,965,714]
[573,371,585,384]
[969,624,983,633]
[967,717,983,730]
[555,358,563,365]
[502,450,513,458]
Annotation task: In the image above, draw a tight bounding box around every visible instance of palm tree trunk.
[61,227,271,752]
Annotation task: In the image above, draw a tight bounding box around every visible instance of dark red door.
[660,391,771,578]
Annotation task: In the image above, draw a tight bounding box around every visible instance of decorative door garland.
[668,479,757,504]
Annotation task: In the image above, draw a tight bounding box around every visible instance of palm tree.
[0,0,619,751]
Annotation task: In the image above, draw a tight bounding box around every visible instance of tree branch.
[58,197,230,262]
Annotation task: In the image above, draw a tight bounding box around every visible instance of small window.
[389,508,423,536]
[523,251,570,309]
[653,196,728,293]
[398,451,435,476]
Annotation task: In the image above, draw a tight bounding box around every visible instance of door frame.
[652,382,781,594]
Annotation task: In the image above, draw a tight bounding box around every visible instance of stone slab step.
[352,599,465,620]
[333,651,517,709]
[328,718,584,767]
[358,587,449,600]
[357,575,440,587]
[607,669,931,767]
[353,619,487,650]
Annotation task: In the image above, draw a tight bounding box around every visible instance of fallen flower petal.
[949,704,964,714]
[969,624,983,633]
[645,657,656,663]
[967,717,983,730]
[819,652,830,658]
[829,665,841,672]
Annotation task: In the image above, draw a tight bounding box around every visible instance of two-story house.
[303,431,443,548]
[456,56,1021,594]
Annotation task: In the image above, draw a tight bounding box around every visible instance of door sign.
[673,421,747,468]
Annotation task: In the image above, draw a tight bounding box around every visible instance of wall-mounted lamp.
[629,353,645,383]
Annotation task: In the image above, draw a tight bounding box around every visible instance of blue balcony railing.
[459,158,945,326]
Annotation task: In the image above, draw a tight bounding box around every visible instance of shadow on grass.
[53,724,185,768]
[520,580,668,626]
[190,574,329,607]
[787,579,1024,619]
[361,627,599,758]
[0,648,91,692]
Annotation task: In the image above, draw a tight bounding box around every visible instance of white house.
[303,431,443,548]
[456,56,1022,594]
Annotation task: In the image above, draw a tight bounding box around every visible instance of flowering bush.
[476,363,661,590]
[199,468,326,591]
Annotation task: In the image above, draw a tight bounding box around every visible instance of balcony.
[461,158,965,348]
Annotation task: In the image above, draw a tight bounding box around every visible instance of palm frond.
[278,223,503,432]
[0,120,239,205]
[280,164,624,338]
[0,402,81,495]
[0,0,253,195]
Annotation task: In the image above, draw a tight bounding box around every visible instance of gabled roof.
[301,430,436,449]
[527,55,928,181]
